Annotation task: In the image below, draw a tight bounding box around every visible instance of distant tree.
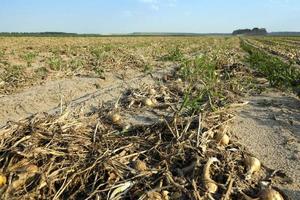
[232,28,267,36]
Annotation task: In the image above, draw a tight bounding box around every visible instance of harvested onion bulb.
[143,98,155,107]
[220,134,230,146]
[203,157,219,194]
[149,88,156,95]
[134,160,147,172]
[259,188,284,200]
[214,132,230,146]
[240,187,285,200]
[111,113,121,124]
[0,174,7,187]
[25,164,39,173]
[244,156,261,180]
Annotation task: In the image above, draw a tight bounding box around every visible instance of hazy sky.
[0,0,299,33]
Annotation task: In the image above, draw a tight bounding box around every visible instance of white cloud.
[138,0,177,11]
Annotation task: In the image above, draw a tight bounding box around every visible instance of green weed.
[34,67,49,79]
[22,52,37,67]
[91,48,105,60]
[93,67,104,76]
[179,56,219,113]
[0,49,4,58]
[161,46,184,61]
[143,64,153,73]
[69,58,84,71]
[241,40,300,89]
[48,56,63,71]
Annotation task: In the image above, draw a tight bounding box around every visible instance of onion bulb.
[149,88,156,95]
[220,134,230,146]
[0,174,7,187]
[151,98,158,105]
[111,113,121,124]
[143,98,154,107]
[244,156,261,180]
[146,191,162,199]
[134,160,147,172]
[203,157,219,193]
[240,187,285,200]
[214,132,230,146]
[259,188,284,200]
[26,164,39,173]
[162,191,170,200]
[122,124,131,132]
[176,78,182,82]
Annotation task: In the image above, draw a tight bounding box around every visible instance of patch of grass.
[93,66,104,77]
[142,64,153,73]
[161,46,184,61]
[241,40,300,89]
[91,48,105,60]
[0,49,4,59]
[69,58,84,71]
[0,50,5,65]
[22,52,37,67]
[179,56,220,113]
[48,56,63,71]
[89,47,112,78]
[34,67,49,79]
[103,45,113,52]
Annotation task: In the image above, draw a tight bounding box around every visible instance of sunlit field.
[0,36,299,199]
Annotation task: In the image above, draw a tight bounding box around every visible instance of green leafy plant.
[93,67,104,76]
[0,49,4,59]
[48,56,63,71]
[69,58,84,71]
[179,56,219,113]
[34,67,49,79]
[241,40,300,89]
[161,46,184,61]
[0,49,5,65]
[103,45,113,52]
[22,52,37,67]
[143,64,153,73]
[91,48,105,60]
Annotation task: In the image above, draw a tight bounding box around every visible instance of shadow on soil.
[282,188,300,200]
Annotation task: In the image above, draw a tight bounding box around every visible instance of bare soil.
[229,90,300,199]
[0,37,299,199]
[0,65,175,128]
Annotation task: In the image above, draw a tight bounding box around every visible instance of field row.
[0,36,269,199]
[246,37,300,64]
[0,36,298,199]
[0,37,242,95]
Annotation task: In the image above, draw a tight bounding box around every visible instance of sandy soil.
[0,65,175,128]
[229,90,300,199]
[1,49,299,199]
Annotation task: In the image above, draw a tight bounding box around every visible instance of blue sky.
[0,0,299,33]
